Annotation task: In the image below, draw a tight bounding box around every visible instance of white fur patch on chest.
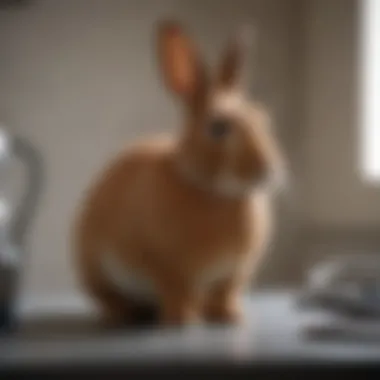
[101,252,236,302]
[214,173,250,198]
[100,252,157,303]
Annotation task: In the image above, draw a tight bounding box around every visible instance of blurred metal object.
[0,124,44,333]
[296,254,380,319]
[0,129,10,164]
[308,254,380,289]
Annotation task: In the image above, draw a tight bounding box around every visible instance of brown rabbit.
[72,20,286,327]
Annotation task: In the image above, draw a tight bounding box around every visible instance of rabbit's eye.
[209,118,230,139]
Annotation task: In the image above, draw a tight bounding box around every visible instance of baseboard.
[15,289,295,320]
[16,293,95,318]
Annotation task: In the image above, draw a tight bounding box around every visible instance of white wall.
[0,0,300,299]
[302,0,380,227]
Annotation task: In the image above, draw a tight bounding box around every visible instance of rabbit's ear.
[157,20,206,101]
[216,25,253,90]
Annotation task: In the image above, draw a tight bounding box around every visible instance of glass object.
[0,124,44,333]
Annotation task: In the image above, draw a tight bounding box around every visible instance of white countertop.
[1,290,380,369]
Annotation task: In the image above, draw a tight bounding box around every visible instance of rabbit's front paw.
[204,297,245,325]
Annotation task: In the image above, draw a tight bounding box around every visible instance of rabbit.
[72,20,287,328]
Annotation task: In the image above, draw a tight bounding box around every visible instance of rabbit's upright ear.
[216,25,253,90]
[157,20,206,102]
